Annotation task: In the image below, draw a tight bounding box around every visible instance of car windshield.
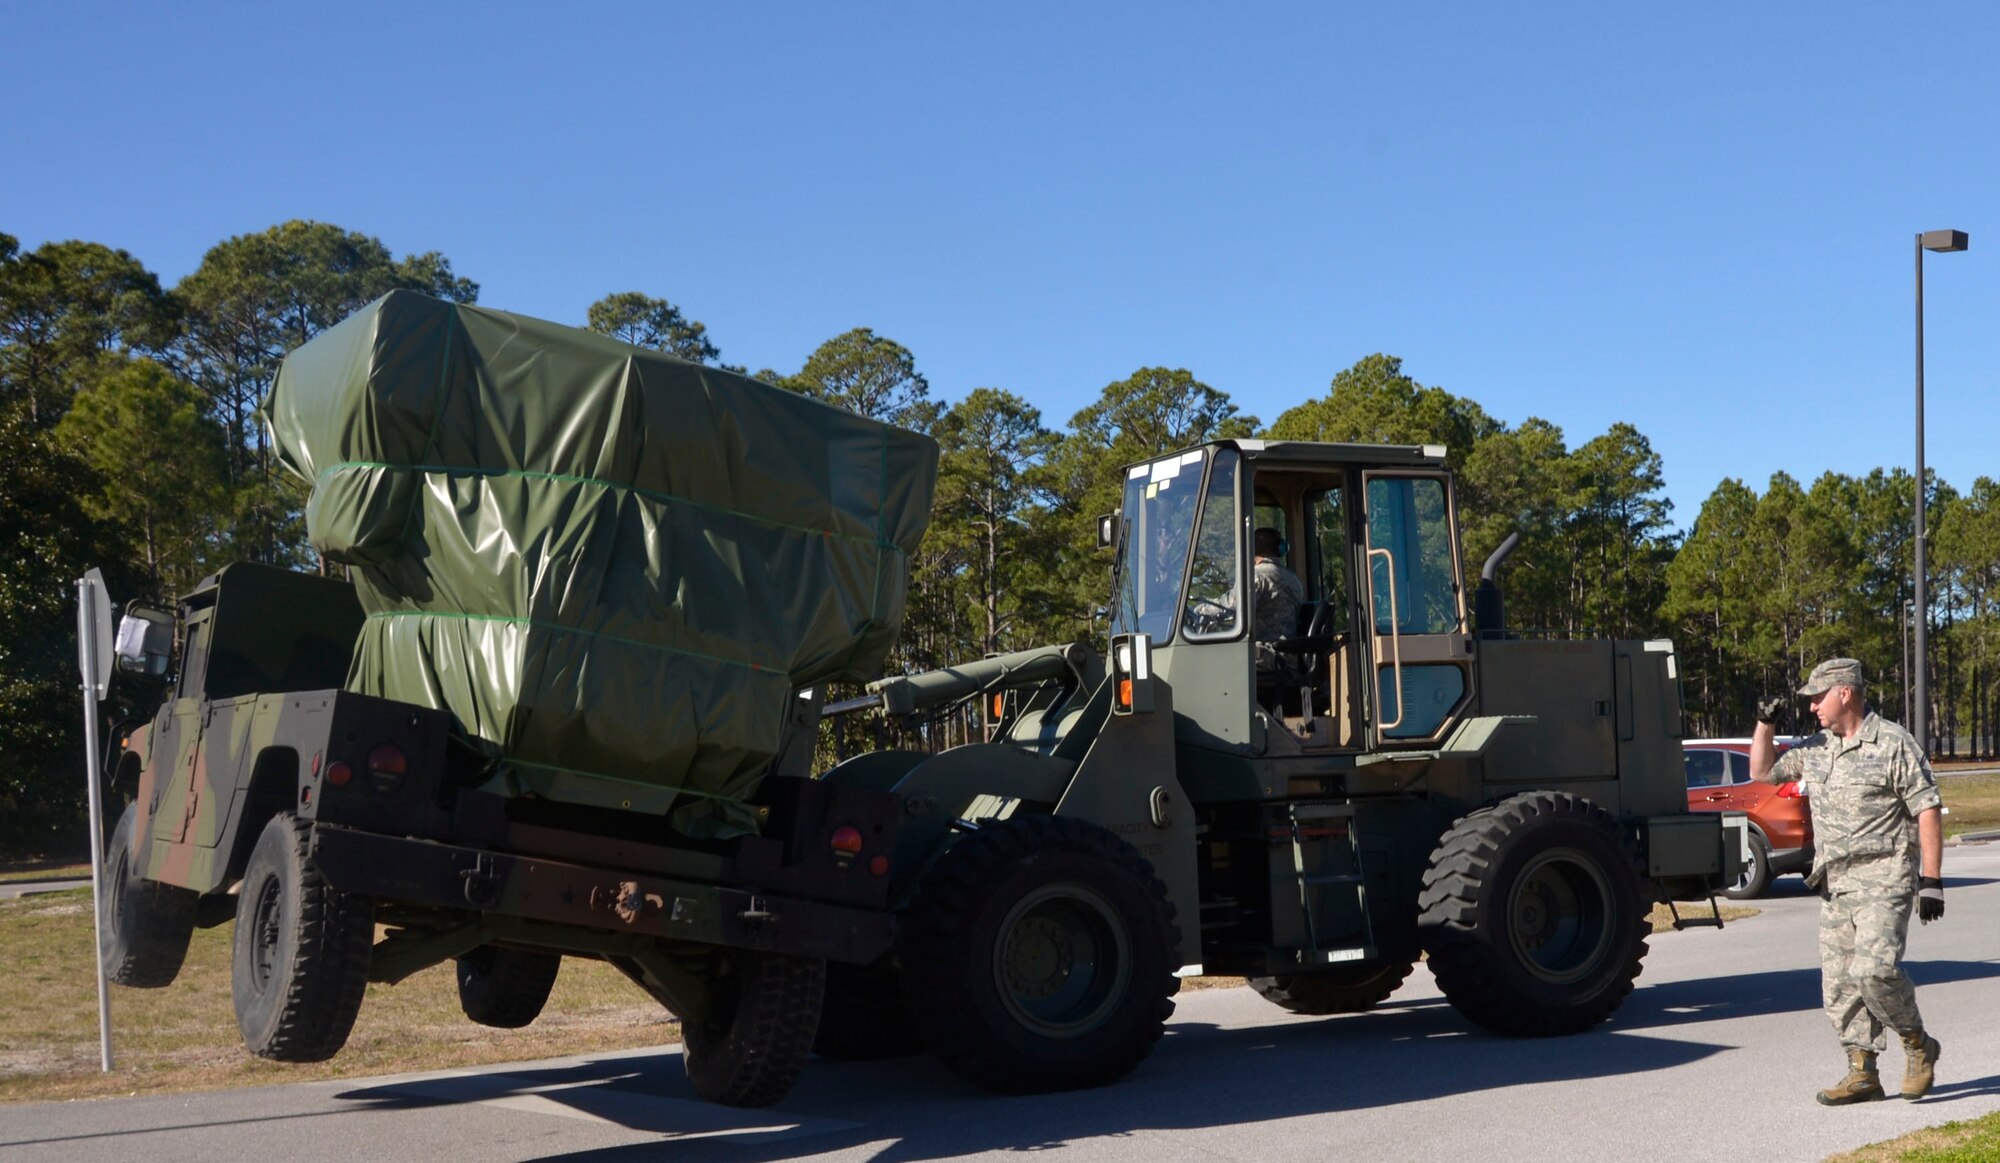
[1109,449,1209,643]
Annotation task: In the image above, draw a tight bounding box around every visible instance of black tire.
[681,950,825,1108]
[813,960,923,1061]
[456,946,562,1029]
[1248,960,1416,1016]
[231,813,374,1062]
[101,802,197,988]
[1419,792,1648,1037]
[899,815,1180,1094]
[1722,831,1773,900]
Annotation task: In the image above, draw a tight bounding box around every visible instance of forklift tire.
[899,815,1180,1094]
[681,950,825,1107]
[101,802,197,988]
[1248,960,1416,1016]
[1722,832,1772,901]
[1419,791,1647,1038]
[813,960,923,1061]
[231,813,374,1062]
[456,946,562,1029]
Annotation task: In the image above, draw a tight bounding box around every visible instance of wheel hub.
[1005,915,1076,998]
[990,884,1131,1037]
[250,878,283,992]
[1507,848,1614,985]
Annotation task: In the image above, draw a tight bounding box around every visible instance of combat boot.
[1900,1031,1942,1099]
[1816,1048,1885,1106]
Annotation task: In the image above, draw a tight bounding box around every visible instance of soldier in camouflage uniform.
[1751,658,1946,1106]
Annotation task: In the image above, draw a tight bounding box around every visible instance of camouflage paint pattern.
[1772,711,1941,1049]
[132,692,315,894]
[1819,887,1921,1051]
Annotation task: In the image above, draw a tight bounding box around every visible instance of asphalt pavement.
[0,878,90,901]
[6,844,2000,1163]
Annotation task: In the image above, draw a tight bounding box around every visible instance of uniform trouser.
[1819,887,1922,1052]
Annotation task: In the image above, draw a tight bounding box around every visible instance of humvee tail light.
[830,824,865,870]
[366,744,408,792]
[1118,679,1134,710]
[325,761,353,787]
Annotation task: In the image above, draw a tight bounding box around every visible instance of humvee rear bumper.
[307,823,897,965]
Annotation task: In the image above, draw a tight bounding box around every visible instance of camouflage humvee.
[101,561,903,1107]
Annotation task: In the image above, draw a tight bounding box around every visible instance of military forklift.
[811,438,1737,1092]
[94,437,1736,1108]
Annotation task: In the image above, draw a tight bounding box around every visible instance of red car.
[1683,737,1811,899]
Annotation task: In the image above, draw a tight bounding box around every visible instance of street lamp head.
[1920,229,1969,253]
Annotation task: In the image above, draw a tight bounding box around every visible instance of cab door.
[1360,472,1473,745]
[151,606,214,846]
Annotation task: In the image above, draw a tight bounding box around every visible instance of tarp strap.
[318,461,903,551]
[368,610,786,675]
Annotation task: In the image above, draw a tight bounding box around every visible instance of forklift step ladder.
[1663,894,1726,930]
[1285,801,1378,965]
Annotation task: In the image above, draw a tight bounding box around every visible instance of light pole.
[1915,228,1969,754]
[1902,598,1913,726]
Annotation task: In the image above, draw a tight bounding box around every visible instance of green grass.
[1829,1110,2000,1162]
[1939,772,2000,838]
[0,888,678,1104]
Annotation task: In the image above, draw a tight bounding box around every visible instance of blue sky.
[6,3,1994,528]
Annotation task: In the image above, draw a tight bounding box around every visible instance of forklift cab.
[1106,440,1475,760]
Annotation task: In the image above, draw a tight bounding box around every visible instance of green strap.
[368,609,785,675]
[319,459,902,551]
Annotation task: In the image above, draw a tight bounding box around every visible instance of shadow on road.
[335,998,1728,1160]
[1920,1072,2000,1103]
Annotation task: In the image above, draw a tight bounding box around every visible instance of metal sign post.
[76,570,115,1072]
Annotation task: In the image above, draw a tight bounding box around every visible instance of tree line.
[4,219,1995,855]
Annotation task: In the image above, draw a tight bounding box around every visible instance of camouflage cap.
[1799,657,1865,696]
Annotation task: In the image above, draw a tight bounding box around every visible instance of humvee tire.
[899,815,1179,1094]
[1722,832,1772,900]
[231,813,374,1062]
[1248,959,1416,1016]
[1418,791,1647,1037]
[456,946,562,1029]
[101,802,197,988]
[812,960,922,1061]
[681,950,824,1107]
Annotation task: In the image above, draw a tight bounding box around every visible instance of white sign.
[77,568,113,701]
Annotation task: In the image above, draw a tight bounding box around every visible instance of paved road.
[8,845,2000,1163]
[0,878,89,901]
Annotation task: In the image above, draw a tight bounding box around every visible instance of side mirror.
[114,607,175,681]
[1097,512,1120,550]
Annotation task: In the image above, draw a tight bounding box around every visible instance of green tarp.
[262,291,937,833]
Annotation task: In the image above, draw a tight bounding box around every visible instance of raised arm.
[1749,695,1786,782]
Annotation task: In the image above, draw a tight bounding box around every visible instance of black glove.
[1918,876,1945,924]
[1755,694,1787,725]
